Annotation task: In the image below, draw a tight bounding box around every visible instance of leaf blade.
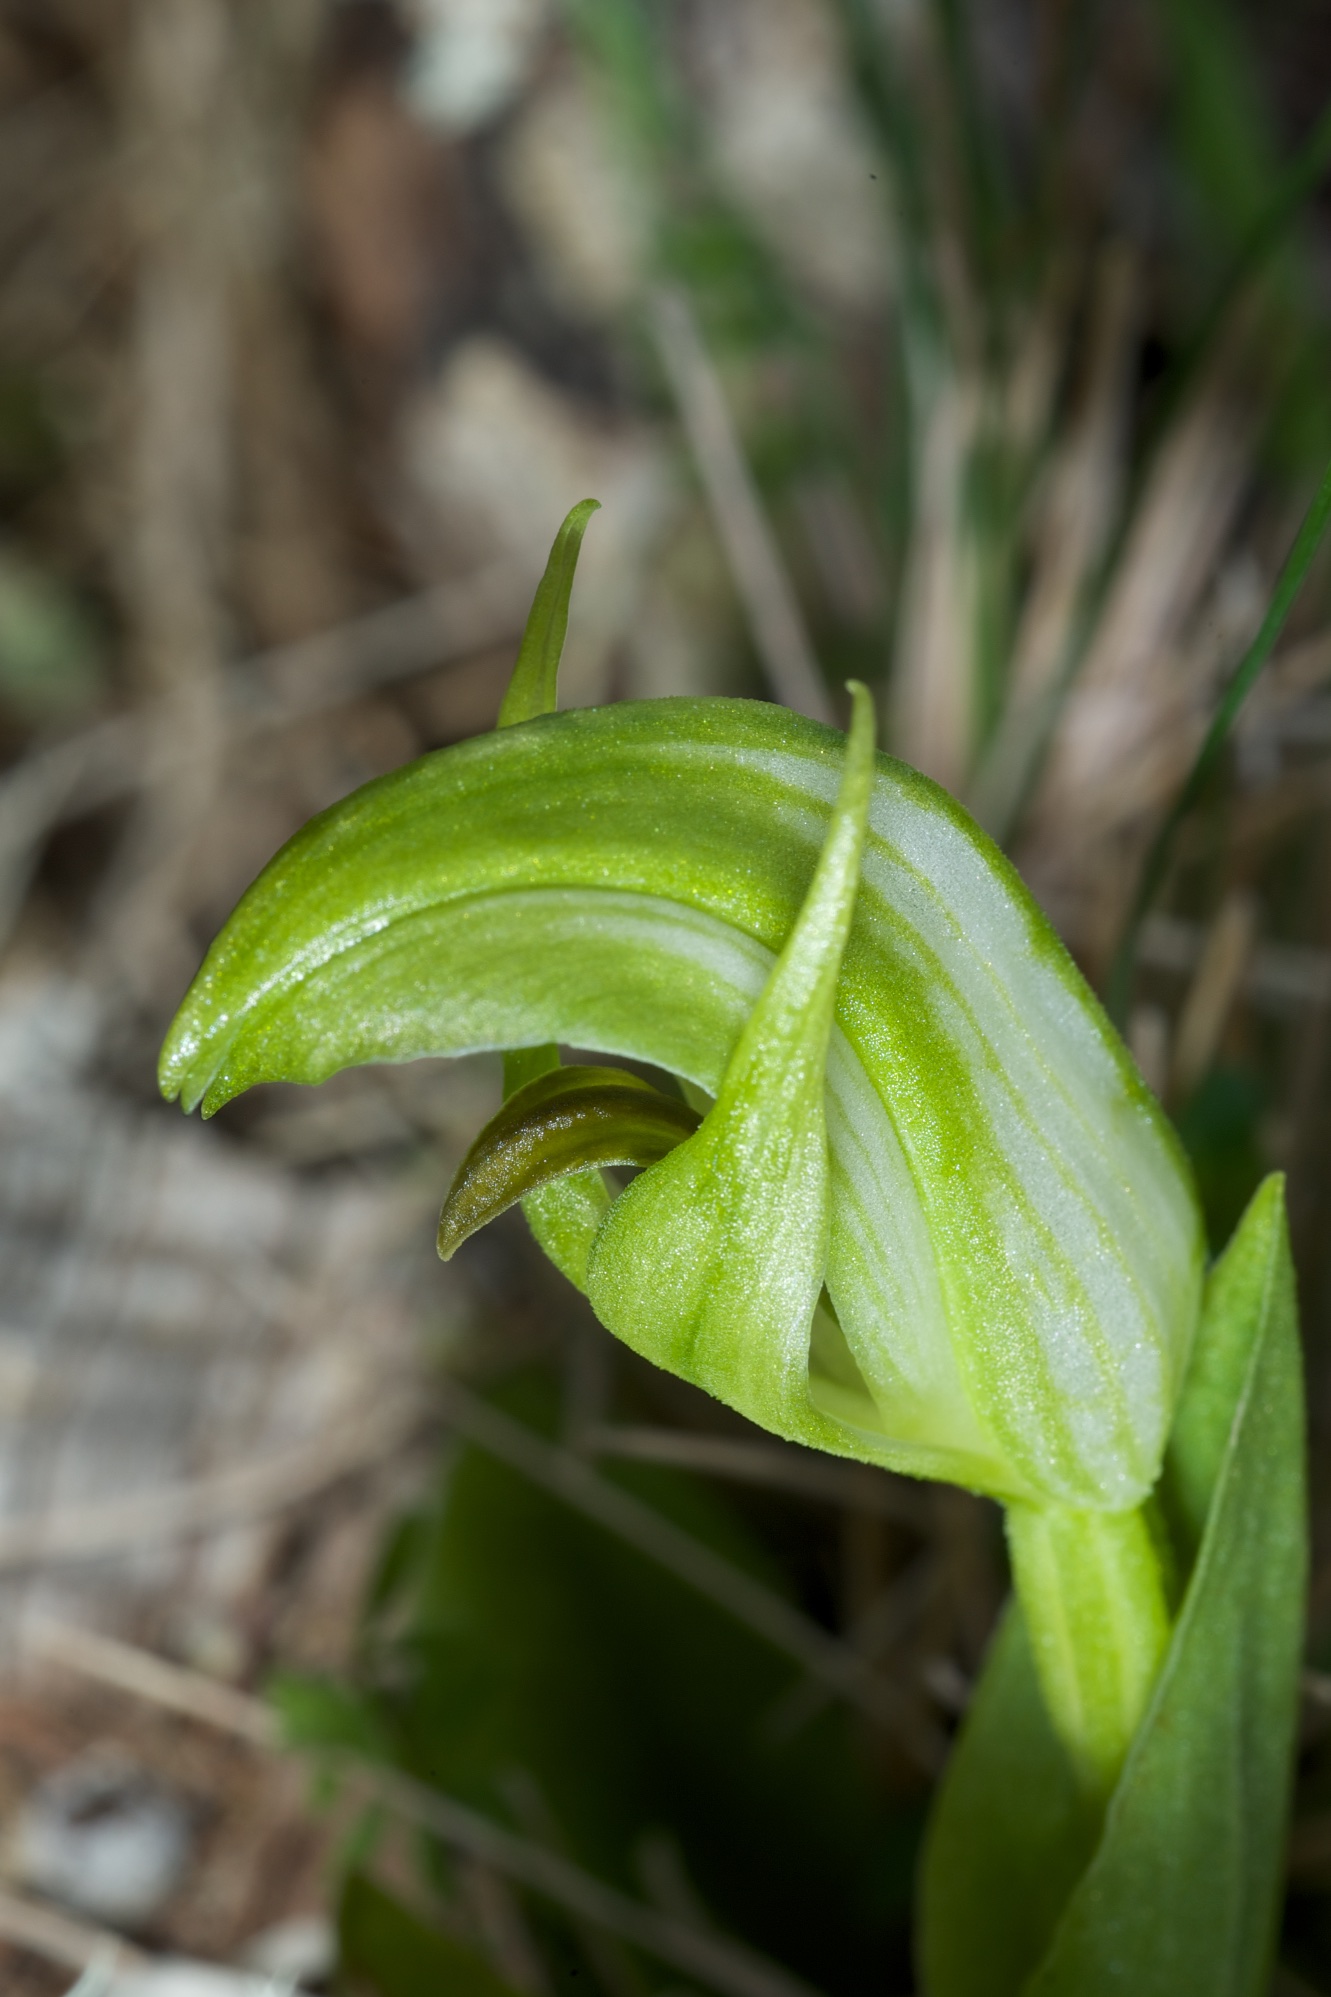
[917,1606,1097,1997]
[919,1175,1305,1997]
[1024,1174,1305,1997]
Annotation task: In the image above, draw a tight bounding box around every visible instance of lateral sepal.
[584,684,875,1440]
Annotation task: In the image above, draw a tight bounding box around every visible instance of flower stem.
[1005,1499,1171,1801]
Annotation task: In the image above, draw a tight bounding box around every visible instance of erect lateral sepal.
[584,683,875,1442]
[493,499,608,1288]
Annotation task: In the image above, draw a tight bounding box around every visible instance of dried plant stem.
[28,1618,277,1745]
[31,1621,824,1997]
[98,0,236,996]
[0,561,526,955]
[969,243,1139,837]
[889,371,978,795]
[441,1385,943,1768]
[0,1397,422,1575]
[586,1423,928,1525]
[1108,452,1331,1024]
[649,287,833,725]
[0,1885,148,1980]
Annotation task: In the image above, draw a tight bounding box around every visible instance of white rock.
[406,0,549,135]
[102,1964,290,1996]
[498,64,651,319]
[690,0,891,312]
[16,1748,191,1928]
[239,1913,335,1985]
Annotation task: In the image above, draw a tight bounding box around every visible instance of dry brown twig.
[585,1423,930,1526]
[1169,891,1259,1101]
[439,1383,945,1770]
[889,368,979,797]
[25,1621,827,1997]
[0,559,527,957]
[0,1395,425,1576]
[969,242,1140,837]
[648,287,834,726]
[0,1884,150,1982]
[1020,306,1263,943]
[99,0,238,1000]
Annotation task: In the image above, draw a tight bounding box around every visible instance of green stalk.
[1005,1501,1171,1801]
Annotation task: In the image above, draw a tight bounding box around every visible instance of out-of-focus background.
[0,1,1330,1991]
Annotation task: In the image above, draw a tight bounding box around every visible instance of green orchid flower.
[160,556,1202,1524]
[160,506,1304,1994]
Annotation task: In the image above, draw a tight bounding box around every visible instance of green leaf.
[437,1064,700,1261]
[1161,1160,1287,1565]
[918,1175,1306,1997]
[918,1607,1099,1997]
[338,1869,524,1997]
[1026,1176,1305,1996]
[584,683,874,1441]
[159,693,1201,1508]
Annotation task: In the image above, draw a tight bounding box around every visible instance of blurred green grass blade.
[1156,0,1279,243]
[499,498,600,728]
[339,1869,526,1997]
[934,0,1013,287]
[559,0,677,178]
[1152,98,1331,441]
[1201,93,1331,333]
[832,0,942,347]
[438,1064,700,1261]
[1025,1177,1304,1996]
[1107,451,1331,1025]
[1153,0,1331,464]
